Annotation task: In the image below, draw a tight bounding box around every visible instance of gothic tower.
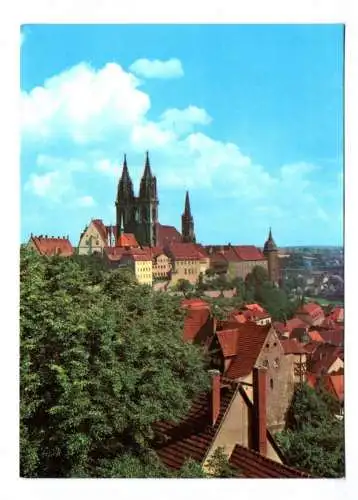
[263,227,280,284]
[137,151,159,247]
[115,154,135,241]
[181,191,196,243]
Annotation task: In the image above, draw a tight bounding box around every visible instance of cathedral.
[116,151,195,247]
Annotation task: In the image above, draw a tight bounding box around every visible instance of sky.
[20,24,344,247]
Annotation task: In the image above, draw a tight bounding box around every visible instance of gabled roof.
[30,236,74,257]
[156,223,182,247]
[280,338,306,355]
[91,219,108,243]
[223,324,272,379]
[154,386,237,470]
[229,443,311,478]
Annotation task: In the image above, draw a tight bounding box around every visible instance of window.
[273,342,277,347]
[262,359,269,368]
[265,343,270,349]
[270,378,274,389]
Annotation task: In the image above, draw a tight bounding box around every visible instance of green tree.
[206,447,238,477]
[20,249,209,477]
[276,383,344,478]
[175,279,193,296]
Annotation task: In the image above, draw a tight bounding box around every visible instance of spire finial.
[142,151,152,180]
[269,226,273,240]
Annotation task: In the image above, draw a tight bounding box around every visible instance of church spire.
[117,153,134,199]
[182,190,196,243]
[184,190,191,216]
[142,151,153,180]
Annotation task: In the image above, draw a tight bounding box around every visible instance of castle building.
[263,228,280,284]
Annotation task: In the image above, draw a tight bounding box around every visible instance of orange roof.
[245,303,265,313]
[181,298,210,309]
[217,329,242,357]
[328,374,344,402]
[329,307,344,323]
[117,233,139,248]
[308,330,324,343]
[30,236,73,257]
[285,317,308,332]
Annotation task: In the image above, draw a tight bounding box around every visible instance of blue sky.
[20,24,343,247]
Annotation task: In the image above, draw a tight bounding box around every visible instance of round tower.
[263,228,280,284]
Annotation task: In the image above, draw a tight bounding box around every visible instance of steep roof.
[181,299,213,344]
[229,443,311,478]
[222,324,271,379]
[154,386,237,470]
[91,219,108,243]
[30,236,74,257]
[117,233,139,248]
[306,373,344,403]
[156,223,182,247]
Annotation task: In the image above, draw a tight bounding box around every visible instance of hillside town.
[22,153,345,478]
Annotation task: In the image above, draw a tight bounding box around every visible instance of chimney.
[252,367,267,456]
[208,369,221,426]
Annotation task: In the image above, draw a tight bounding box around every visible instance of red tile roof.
[181,299,213,344]
[308,343,344,375]
[318,329,344,347]
[232,246,265,261]
[121,248,152,262]
[193,244,210,258]
[285,317,308,333]
[272,321,288,336]
[229,444,311,478]
[117,233,138,248]
[30,236,74,257]
[156,223,182,247]
[298,302,325,319]
[280,338,306,355]
[222,324,271,379]
[104,246,126,261]
[166,242,202,260]
[154,386,237,470]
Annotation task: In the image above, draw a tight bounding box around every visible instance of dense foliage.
[20,249,210,478]
[276,383,344,478]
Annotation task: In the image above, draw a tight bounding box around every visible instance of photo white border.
[1,0,356,498]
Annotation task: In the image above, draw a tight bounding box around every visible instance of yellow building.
[150,249,172,280]
[120,250,153,286]
[166,243,202,285]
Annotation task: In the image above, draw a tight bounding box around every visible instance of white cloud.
[21,61,340,230]
[129,58,184,79]
[76,195,96,207]
[160,106,212,135]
